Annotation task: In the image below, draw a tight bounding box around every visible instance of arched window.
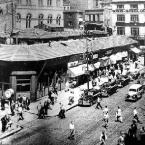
[0,7,3,15]
[56,0,60,7]
[26,13,32,28]
[26,0,31,5]
[48,14,52,24]
[16,13,21,23]
[38,14,44,25]
[56,15,61,25]
[47,0,52,6]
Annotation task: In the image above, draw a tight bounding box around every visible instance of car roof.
[129,84,142,90]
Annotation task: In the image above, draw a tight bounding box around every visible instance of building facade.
[63,10,83,29]
[0,0,16,34]
[85,0,112,28]
[112,0,145,37]
[15,0,64,29]
[63,0,70,11]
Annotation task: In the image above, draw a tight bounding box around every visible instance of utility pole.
[11,2,14,34]
[86,36,89,90]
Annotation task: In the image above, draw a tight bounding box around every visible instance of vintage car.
[101,80,118,97]
[78,88,102,106]
[125,84,144,101]
[117,75,130,88]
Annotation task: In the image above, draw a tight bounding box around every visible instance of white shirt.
[133,109,137,116]
[69,123,74,130]
[117,108,122,116]
[103,107,108,114]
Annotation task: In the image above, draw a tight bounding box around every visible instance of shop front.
[10,71,37,101]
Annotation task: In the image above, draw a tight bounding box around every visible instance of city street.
[1,80,145,145]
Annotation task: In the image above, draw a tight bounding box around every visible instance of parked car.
[117,75,130,88]
[78,88,101,106]
[101,80,118,97]
[125,84,144,102]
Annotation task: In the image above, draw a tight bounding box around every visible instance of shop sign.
[68,61,79,68]
[93,54,98,59]
[113,9,145,13]
[106,50,112,55]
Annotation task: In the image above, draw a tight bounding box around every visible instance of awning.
[94,62,101,69]
[67,63,95,77]
[67,64,86,77]
[131,47,141,54]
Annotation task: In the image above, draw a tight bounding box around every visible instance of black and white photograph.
[0,0,145,145]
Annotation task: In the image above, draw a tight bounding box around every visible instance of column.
[30,75,37,101]
[9,76,16,101]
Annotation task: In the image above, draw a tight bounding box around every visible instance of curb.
[25,104,78,118]
[0,126,23,140]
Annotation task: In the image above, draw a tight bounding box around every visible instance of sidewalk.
[26,81,94,117]
[0,81,93,140]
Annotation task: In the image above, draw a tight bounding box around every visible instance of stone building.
[112,0,145,37]
[0,0,16,34]
[15,0,64,30]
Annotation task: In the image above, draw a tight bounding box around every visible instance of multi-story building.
[84,0,112,28]
[63,0,70,11]
[15,0,64,30]
[63,10,83,29]
[112,0,145,37]
[0,0,16,34]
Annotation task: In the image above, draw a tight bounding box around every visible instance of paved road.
[1,81,145,145]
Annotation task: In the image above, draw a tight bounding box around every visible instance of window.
[16,13,21,23]
[68,21,73,26]
[56,0,60,7]
[131,27,139,36]
[17,0,21,5]
[26,13,32,28]
[130,4,138,9]
[117,27,125,35]
[56,15,61,25]
[99,14,103,21]
[117,15,125,22]
[38,14,44,25]
[38,0,43,6]
[85,15,89,21]
[117,4,124,9]
[47,0,52,6]
[0,7,3,15]
[26,0,31,5]
[131,15,139,22]
[48,14,52,24]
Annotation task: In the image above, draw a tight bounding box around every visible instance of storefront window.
[117,27,125,35]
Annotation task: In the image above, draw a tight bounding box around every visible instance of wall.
[15,0,64,29]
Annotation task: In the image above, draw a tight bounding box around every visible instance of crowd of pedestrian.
[0,94,30,132]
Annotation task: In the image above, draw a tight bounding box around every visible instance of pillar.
[9,76,16,101]
[30,75,37,101]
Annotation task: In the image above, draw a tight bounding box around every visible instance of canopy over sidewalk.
[0,35,138,62]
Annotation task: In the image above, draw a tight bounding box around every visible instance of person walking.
[133,107,140,123]
[96,96,102,109]
[18,104,24,121]
[103,106,109,128]
[117,131,125,145]
[68,121,75,140]
[100,130,107,145]
[10,100,15,116]
[37,102,43,119]
[116,106,123,123]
